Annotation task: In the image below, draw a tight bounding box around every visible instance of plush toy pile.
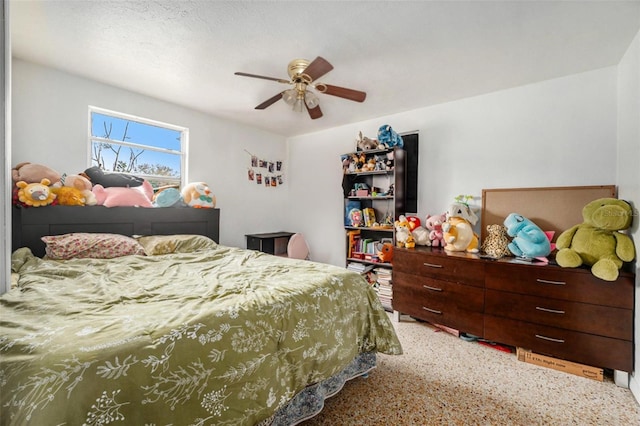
[555,198,635,281]
[11,161,217,210]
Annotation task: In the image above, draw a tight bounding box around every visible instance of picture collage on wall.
[245,149,284,187]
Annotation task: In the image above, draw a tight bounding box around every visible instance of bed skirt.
[264,351,376,426]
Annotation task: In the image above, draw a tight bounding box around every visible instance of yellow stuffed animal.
[51,186,86,206]
[442,202,480,253]
[16,179,57,207]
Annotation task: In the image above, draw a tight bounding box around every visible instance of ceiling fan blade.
[235,72,290,84]
[255,92,283,110]
[321,84,367,102]
[306,103,323,120]
[302,56,334,81]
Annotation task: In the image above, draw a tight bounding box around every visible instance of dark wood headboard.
[12,206,220,257]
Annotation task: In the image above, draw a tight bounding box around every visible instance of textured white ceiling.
[10,1,640,137]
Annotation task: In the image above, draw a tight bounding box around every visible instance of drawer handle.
[535,306,565,315]
[422,307,442,315]
[423,285,443,292]
[535,334,565,343]
[536,278,566,286]
[423,262,443,268]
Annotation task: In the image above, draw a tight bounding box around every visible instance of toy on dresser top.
[555,197,635,281]
[442,201,480,253]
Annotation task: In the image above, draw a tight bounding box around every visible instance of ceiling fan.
[234,57,366,120]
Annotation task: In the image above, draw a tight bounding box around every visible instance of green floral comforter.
[1,246,402,425]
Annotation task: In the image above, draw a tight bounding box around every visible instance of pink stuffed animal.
[425,213,447,248]
[92,180,153,208]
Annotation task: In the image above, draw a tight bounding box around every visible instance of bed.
[2,206,402,425]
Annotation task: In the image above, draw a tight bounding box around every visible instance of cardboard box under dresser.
[393,246,635,385]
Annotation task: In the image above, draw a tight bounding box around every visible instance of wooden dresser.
[393,246,635,375]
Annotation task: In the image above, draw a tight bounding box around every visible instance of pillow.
[42,233,145,260]
[136,234,218,255]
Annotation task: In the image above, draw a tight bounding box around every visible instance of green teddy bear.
[555,198,635,281]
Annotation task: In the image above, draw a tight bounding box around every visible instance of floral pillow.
[135,234,218,255]
[42,233,145,260]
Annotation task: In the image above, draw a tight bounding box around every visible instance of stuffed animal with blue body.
[503,213,551,258]
[377,124,404,148]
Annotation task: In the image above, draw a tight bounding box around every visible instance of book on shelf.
[362,207,377,227]
[347,262,374,274]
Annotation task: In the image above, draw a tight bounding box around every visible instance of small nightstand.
[245,232,295,255]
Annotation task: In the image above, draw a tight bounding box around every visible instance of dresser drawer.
[484,315,632,372]
[485,262,634,309]
[394,248,485,287]
[394,271,484,312]
[485,289,632,340]
[393,271,484,336]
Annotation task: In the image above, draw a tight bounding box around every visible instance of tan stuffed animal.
[12,162,61,186]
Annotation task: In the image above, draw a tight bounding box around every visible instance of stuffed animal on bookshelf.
[15,178,57,207]
[481,224,511,259]
[377,243,394,263]
[425,213,447,248]
[356,131,379,151]
[555,198,635,281]
[92,180,154,208]
[442,203,479,253]
[377,124,403,148]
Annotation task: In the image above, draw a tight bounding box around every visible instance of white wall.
[12,59,289,248]
[288,67,619,268]
[617,29,640,402]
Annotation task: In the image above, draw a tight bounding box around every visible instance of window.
[88,107,188,189]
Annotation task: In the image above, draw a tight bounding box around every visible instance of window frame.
[87,106,188,189]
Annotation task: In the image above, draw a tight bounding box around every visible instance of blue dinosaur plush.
[503,213,551,259]
[377,124,404,148]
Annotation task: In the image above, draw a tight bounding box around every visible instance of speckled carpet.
[302,314,640,425]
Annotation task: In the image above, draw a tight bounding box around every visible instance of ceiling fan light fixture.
[282,88,297,105]
[304,91,320,109]
[292,97,305,113]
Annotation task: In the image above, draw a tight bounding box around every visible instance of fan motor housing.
[287,59,310,80]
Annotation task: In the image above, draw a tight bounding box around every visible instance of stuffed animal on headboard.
[15,179,57,207]
[92,180,154,208]
[82,166,144,188]
[555,198,635,281]
[181,182,216,208]
[12,162,61,186]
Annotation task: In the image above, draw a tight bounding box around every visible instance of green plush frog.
[555,198,635,281]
